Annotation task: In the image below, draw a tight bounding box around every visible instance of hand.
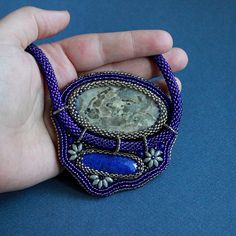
[0,7,188,192]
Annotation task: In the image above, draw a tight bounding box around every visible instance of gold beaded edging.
[76,148,145,179]
[67,79,168,139]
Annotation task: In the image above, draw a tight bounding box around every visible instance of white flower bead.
[144,148,163,168]
[68,142,83,161]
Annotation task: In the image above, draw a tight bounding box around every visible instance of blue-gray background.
[0,0,235,235]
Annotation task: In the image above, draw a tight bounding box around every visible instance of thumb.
[0,6,70,48]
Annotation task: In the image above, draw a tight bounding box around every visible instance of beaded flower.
[90,175,114,189]
[144,148,163,168]
[68,143,83,160]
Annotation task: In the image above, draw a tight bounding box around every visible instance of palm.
[0,7,187,192]
[0,46,41,126]
[0,44,58,191]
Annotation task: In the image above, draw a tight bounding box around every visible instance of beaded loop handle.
[26,43,182,131]
[152,55,183,131]
[26,44,63,112]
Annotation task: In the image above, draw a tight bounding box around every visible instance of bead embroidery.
[144,148,163,168]
[67,78,168,139]
[76,149,145,180]
[90,175,114,189]
[25,44,183,197]
[68,143,83,161]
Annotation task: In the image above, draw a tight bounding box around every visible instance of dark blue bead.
[68,137,74,145]
[82,153,137,174]
[136,150,145,157]
[156,142,165,151]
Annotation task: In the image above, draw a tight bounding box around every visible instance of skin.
[0,7,188,193]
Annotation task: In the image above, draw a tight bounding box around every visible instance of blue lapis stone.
[82,153,137,174]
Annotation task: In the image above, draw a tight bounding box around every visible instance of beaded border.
[49,72,179,196]
[67,79,168,139]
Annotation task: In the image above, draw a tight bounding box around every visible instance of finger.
[0,6,70,48]
[89,47,188,79]
[154,77,182,94]
[59,30,173,71]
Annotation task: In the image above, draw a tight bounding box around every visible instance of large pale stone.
[75,85,160,133]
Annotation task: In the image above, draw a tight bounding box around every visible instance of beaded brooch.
[26,44,182,197]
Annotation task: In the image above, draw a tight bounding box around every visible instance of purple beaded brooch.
[26,43,182,197]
